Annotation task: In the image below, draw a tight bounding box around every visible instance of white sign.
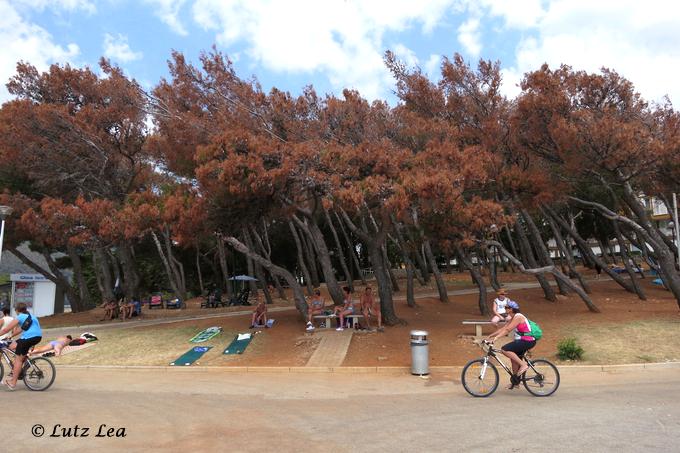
[10,273,51,282]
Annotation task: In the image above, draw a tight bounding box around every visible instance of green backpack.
[526,319,543,340]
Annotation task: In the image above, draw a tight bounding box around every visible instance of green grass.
[52,326,248,366]
[560,320,680,365]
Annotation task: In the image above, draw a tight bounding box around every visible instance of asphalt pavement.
[4,364,679,452]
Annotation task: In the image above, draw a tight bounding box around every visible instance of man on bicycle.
[0,302,42,390]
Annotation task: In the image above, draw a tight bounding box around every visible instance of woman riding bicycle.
[486,301,536,388]
[0,302,42,391]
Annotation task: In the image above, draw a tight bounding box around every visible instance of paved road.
[4,365,679,452]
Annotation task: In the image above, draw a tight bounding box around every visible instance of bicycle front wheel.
[0,360,4,382]
[23,357,56,391]
[523,359,560,397]
[461,359,499,397]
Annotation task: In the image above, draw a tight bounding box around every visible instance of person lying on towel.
[250,297,268,328]
[29,335,73,357]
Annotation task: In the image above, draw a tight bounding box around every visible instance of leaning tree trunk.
[543,205,638,295]
[244,229,272,304]
[294,216,345,305]
[118,243,142,299]
[67,243,92,309]
[504,226,519,272]
[216,235,233,299]
[512,210,557,301]
[340,209,403,325]
[482,240,600,313]
[334,211,367,285]
[289,221,314,295]
[324,208,354,291]
[391,220,418,307]
[298,222,320,287]
[93,244,115,301]
[195,246,205,295]
[612,221,646,300]
[150,231,185,300]
[542,209,590,293]
[521,209,570,295]
[484,246,501,291]
[226,237,308,318]
[424,239,449,303]
[457,247,489,316]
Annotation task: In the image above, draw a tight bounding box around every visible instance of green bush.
[557,337,584,361]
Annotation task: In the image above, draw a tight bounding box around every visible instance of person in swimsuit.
[360,286,383,331]
[29,335,73,357]
[250,296,268,328]
[305,288,326,331]
[486,301,537,389]
[334,286,355,331]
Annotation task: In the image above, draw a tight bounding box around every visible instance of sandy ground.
[4,366,680,452]
[39,276,680,367]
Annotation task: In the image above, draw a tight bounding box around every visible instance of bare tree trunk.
[195,246,204,295]
[93,244,115,301]
[216,235,233,299]
[324,208,354,290]
[482,240,600,313]
[297,223,320,287]
[243,229,271,304]
[457,247,489,316]
[612,221,646,300]
[504,226,519,272]
[424,239,449,303]
[542,208,590,293]
[151,231,185,299]
[512,210,557,301]
[226,237,308,317]
[543,205,638,294]
[67,243,92,309]
[334,211,366,285]
[118,243,142,299]
[294,216,344,305]
[391,221,417,307]
[521,209,570,295]
[289,221,314,295]
[484,246,501,291]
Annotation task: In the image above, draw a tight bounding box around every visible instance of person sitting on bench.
[29,335,72,357]
[360,286,383,332]
[334,286,355,331]
[250,296,268,328]
[490,288,511,327]
[305,288,326,331]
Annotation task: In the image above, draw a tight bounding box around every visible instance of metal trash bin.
[410,330,429,376]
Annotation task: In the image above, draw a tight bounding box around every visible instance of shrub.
[557,337,584,361]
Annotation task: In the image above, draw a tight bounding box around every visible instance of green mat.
[190,326,223,343]
[170,346,212,366]
[223,333,254,355]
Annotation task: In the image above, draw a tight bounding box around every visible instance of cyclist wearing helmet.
[486,301,535,388]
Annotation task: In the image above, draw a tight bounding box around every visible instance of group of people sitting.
[100,297,139,321]
[304,285,383,332]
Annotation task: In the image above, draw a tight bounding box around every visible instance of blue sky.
[2,0,680,105]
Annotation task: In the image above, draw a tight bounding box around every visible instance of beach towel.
[223,333,253,355]
[36,341,97,358]
[253,319,275,328]
[170,346,212,366]
[189,326,223,343]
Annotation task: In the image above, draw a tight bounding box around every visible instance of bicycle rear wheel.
[523,359,560,396]
[461,359,499,397]
[22,357,56,391]
[0,360,4,382]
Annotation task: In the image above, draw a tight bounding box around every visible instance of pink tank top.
[515,315,535,341]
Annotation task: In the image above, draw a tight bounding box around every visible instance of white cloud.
[424,54,442,79]
[143,0,189,36]
[190,0,459,100]
[482,0,680,104]
[103,33,143,63]
[457,17,481,57]
[14,0,96,14]
[0,0,80,103]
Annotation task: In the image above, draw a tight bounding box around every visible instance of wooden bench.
[461,320,510,338]
[312,314,365,329]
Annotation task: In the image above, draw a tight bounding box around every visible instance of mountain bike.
[461,339,559,397]
[0,341,56,391]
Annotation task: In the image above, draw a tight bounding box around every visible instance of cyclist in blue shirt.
[0,302,42,390]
